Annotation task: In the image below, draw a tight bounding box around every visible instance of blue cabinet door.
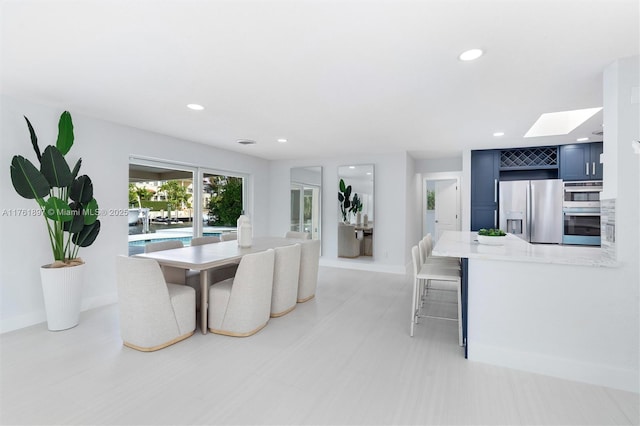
[471,150,499,230]
[591,142,603,179]
[560,143,603,180]
[560,144,590,181]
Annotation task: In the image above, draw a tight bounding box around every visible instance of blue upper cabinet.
[559,142,603,181]
[471,150,499,230]
[591,142,603,179]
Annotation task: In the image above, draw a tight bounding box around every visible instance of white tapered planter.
[40,263,85,331]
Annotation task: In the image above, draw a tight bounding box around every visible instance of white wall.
[468,259,638,392]
[415,156,462,174]
[269,153,409,273]
[0,96,271,333]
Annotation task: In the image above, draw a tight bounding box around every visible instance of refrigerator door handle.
[592,162,596,175]
[494,210,497,228]
[530,183,535,239]
[586,162,589,176]
[494,179,497,203]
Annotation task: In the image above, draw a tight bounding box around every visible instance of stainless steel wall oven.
[562,181,602,246]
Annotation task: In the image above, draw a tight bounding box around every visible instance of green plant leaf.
[70,158,82,180]
[338,193,344,202]
[10,155,50,199]
[40,145,72,188]
[83,198,99,225]
[44,197,73,222]
[339,179,346,192]
[24,116,42,163]
[56,111,74,155]
[64,202,84,233]
[73,220,100,247]
[70,175,93,204]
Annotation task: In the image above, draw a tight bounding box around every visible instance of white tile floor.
[1,266,638,425]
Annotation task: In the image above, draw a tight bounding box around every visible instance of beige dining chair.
[271,244,301,317]
[144,240,192,285]
[284,231,311,240]
[297,239,321,303]
[337,223,360,258]
[208,249,275,337]
[189,236,239,301]
[190,235,221,245]
[116,256,195,351]
[220,233,237,241]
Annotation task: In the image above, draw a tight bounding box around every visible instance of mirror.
[290,166,322,241]
[337,164,374,258]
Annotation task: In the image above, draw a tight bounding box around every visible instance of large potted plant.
[9,111,100,330]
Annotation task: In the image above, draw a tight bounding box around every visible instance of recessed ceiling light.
[237,139,256,145]
[186,104,204,111]
[576,137,589,142]
[349,166,355,169]
[277,138,288,143]
[459,49,483,61]
[366,172,372,175]
[493,132,505,137]
[524,107,602,138]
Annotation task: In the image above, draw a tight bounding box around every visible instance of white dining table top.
[134,236,302,270]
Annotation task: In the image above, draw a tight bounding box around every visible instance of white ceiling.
[1,0,638,160]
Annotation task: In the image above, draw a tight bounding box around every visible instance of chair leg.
[410,277,418,337]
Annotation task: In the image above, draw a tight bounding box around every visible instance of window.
[128,158,247,256]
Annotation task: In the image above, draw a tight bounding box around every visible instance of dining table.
[134,236,301,334]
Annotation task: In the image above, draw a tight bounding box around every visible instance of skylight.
[524,107,602,138]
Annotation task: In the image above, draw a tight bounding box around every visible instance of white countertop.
[432,231,617,267]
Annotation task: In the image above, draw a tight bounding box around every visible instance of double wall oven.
[562,181,602,246]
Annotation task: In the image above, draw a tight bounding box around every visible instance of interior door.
[434,179,458,241]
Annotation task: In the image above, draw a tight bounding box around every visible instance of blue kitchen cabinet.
[471,149,499,230]
[591,142,603,179]
[560,142,603,181]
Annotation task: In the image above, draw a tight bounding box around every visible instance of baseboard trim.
[319,258,406,274]
[468,342,639,393]
[1,291,118,334]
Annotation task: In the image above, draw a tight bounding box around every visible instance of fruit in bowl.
[477,228,507,245]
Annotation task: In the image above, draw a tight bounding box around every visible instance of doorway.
[423,177,461,242]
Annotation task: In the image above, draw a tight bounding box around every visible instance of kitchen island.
[432,231,636,392]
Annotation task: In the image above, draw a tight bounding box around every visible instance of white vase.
[40,263,85,331]
[363,214,369,226]
[356,212,362,225]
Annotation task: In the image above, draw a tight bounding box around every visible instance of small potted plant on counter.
[9,111,100,330]
[477,228,507,245]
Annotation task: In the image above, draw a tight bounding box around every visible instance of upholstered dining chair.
[208,249,275,337]
[337,223,360,258]
[297,239,321,303]
[144,240,191,284]
[189,235,239,300]
[190,235,221,245]
[116,256,195,351]
[220,233,237,241]
[271,244,301,317]
[284,231,311,240]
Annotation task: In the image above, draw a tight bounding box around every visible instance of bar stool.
[410,245,462,346]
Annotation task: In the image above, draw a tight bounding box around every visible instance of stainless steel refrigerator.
[498,179,563,244]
